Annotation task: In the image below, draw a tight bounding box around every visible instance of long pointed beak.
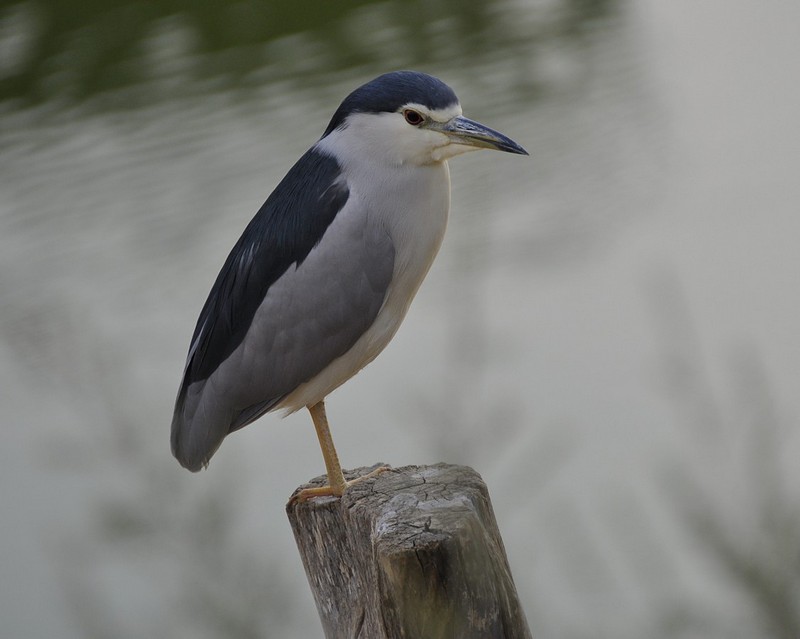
[440,115,528,155]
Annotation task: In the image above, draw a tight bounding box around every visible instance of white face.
[320,102,484,168]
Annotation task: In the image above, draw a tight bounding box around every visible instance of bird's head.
[319,71,528,167]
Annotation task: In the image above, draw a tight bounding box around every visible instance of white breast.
[278,137,451,412]
[356,158,451,352]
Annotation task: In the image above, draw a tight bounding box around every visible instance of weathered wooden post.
[286,463,532,639]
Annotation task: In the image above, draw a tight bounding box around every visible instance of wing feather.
[171,147,395,471]
[183,148,349,387]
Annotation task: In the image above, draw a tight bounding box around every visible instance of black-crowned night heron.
[171,70,527,499]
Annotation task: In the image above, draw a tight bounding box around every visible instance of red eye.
[403,109,424,126]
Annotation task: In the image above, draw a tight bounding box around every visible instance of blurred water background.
[1,0,799,637]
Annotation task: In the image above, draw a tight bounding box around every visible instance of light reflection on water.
[6,1,799,638]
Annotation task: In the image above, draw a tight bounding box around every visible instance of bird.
[171,70,527,500]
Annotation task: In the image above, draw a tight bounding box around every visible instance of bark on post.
[286,463,532,639]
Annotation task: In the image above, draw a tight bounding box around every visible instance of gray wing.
[172,203,394,471]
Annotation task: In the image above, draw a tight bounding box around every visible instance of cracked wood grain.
[286,463,532,639]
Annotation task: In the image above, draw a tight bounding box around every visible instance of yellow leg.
[308,400,347,496]
[290,400,391,503]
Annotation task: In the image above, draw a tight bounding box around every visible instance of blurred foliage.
[650,273,800,639]
[0,0,617,108]
[51,339,297,639]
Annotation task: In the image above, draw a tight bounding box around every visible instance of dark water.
[1,0,612,105]
[3,1,799,638]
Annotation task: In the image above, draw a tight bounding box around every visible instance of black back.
[178,148,349,394]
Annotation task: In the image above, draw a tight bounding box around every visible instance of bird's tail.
[170,382,228,472]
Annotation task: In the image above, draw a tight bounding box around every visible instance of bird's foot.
[289,465,391,504]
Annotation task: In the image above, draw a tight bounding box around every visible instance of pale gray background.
[1,0,798,637]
